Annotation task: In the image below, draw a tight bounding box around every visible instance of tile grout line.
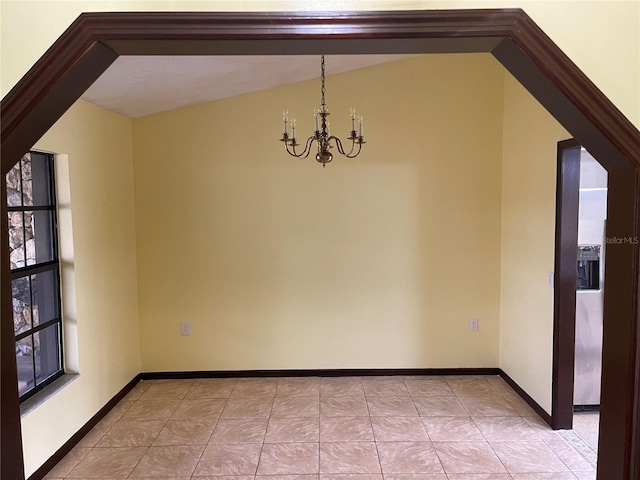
[128,380,190,478]
[122,382,152,480]
[368,381,386,478]
[189,380,232,478]
[67,382,146,479]
[257,390,276,476]
[315,382,324,476]
[447,376,514,478]
[403,377,446,478]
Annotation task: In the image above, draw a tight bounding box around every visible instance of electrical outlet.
[469,318,478,331]
[180,321,191,336]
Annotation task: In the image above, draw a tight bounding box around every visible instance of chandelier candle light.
[280,55,366,167]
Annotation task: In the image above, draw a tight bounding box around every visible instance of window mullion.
[29,275,36,388]
[15,317,61,341]
[18,155,23,207]
[7,205,54,212]
[17,158,24,269]
[11,260,59,279]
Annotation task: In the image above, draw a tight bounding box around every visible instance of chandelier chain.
[321,55,326,108]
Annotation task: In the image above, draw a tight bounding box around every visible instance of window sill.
[20,373,80,417]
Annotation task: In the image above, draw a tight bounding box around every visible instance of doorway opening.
[553,139,609,470]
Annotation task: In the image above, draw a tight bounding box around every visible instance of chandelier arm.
[286,136,316,159]
[331,136,356,157]
[330,136,348,156]
[343,141,363,159]
[330,135,362,158]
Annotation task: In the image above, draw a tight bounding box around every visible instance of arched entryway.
[2,10,639,480]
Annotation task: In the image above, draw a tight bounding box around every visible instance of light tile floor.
[44,375,598,480]
[573,412,600,452]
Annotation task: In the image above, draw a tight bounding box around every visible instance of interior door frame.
[2,10,640,480]
[552,138,582,429]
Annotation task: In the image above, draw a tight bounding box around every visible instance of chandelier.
[279,55,366,167]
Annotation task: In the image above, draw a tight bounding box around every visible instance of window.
[6,151,64,400]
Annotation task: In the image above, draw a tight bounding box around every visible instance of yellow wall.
[1,1,638,128]
[19,100,141,477]
[133,54,504,372]
[500,72,569,413]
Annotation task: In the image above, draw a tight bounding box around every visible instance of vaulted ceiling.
[81,54,415,118]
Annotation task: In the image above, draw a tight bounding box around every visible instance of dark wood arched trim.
[552,138,582,431]
[2,9,639,480]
